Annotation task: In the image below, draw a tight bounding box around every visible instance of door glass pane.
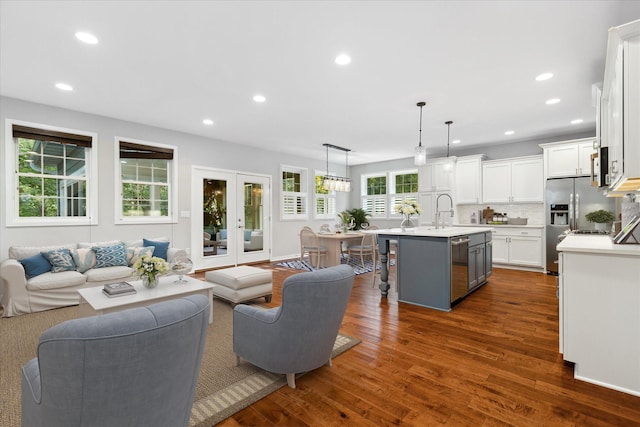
[243,182,263,252]
[203,178,227,257]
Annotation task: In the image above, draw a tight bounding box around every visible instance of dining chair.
[346,232,375,268]
[300,227,327,269]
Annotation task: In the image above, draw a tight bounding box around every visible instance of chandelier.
[322,143,351,192]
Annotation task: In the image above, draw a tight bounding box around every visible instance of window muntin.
[314,172,336,219]
[7,120,96,226]
[116,138,176,223]
[281,165,308,220]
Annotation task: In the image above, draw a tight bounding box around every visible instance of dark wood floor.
[196,263,640,426]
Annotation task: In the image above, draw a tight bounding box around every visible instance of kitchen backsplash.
[456,203,544,225]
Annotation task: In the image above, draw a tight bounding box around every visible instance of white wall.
[0,96,347,261]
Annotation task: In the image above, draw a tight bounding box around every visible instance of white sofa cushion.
[84,265,134,282]
[26,271,86,291]
[10,244,77,260]
[78,239,122,249]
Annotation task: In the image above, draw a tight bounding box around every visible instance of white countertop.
[557,235,640,256]
[365,226,492,238]
[454,223,544,229]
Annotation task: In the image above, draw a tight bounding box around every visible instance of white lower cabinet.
[559,245,640,396]
[490,227,542,267]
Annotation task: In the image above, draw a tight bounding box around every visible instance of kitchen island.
[557,234,640,396]
[367,226,493,311]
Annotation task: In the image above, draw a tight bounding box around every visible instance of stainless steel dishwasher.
[450,236,469,302]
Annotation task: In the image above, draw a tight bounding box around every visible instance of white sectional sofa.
[0,237,186,317]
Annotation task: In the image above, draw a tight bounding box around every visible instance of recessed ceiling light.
[55,83,73,91]
[536,72,553,81]
[253,94,266,103]
[571,118,584,124]
[335,54,351,65]
[452,139,461,144]
[75,32,98,44]
[202,119,214,125]
[546,98,561,105]
[504,130,515,136]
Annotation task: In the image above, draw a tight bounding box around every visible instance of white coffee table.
[78,276,214,324]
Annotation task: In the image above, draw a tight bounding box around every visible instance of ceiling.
[1,1,639,165]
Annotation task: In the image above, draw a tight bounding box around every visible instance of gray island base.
[368,227,493,311]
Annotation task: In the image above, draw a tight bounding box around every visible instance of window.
[116,138,177,224]
[281,165,308,220]
[360,170,418,218]
[314,171,336,219]
[6,120,97,226]
[390,170,419,216]
[361,174,387,218]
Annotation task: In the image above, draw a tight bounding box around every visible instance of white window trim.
[280,164,308,221]
[114,136,178,224]
[4,119,98,227]
[313,169,336,220]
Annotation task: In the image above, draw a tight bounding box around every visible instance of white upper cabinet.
[601,20,640,193]
[482,156,543,203]
[542,139,596,178]
[455,155,486,204]
[420,158,454,192]
[482,162,512,203]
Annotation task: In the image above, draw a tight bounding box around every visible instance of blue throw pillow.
[19,253,52,279]
[92,242,128,268]
[244,229,252,241]
[220,229,227,239]
[143,239,170,260]
[41,248,77,273]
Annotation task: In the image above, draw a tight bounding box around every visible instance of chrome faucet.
[435,193,454,229]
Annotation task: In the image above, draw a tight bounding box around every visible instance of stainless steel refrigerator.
[545,177,616,274]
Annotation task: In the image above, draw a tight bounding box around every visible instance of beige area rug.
[0,299,360,427]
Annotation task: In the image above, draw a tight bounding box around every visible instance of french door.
[191,166,271,271]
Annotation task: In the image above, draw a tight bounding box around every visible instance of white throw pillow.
[126,246,155,266]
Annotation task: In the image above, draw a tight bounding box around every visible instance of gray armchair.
[21,295,210,427]
[233,264,354,388]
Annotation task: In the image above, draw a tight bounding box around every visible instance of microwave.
[591,146,609,187]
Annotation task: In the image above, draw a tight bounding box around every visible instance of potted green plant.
[337,211,353,233]
[585,209,615,232]
[346,208,371,230]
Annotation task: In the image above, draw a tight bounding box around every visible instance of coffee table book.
[103,282,136,298]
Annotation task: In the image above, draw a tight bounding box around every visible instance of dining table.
[316,231,364,267]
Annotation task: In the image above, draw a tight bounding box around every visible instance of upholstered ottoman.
[205,266,272,306]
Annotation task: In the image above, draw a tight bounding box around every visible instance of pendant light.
[443,120,454,172]
[414,101,427,165]
[322,143,351,192]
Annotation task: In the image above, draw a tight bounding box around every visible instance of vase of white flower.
[395,199,422,230]
[142,275,159,289]
[400,215,416,229]
[133,254,168,289]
